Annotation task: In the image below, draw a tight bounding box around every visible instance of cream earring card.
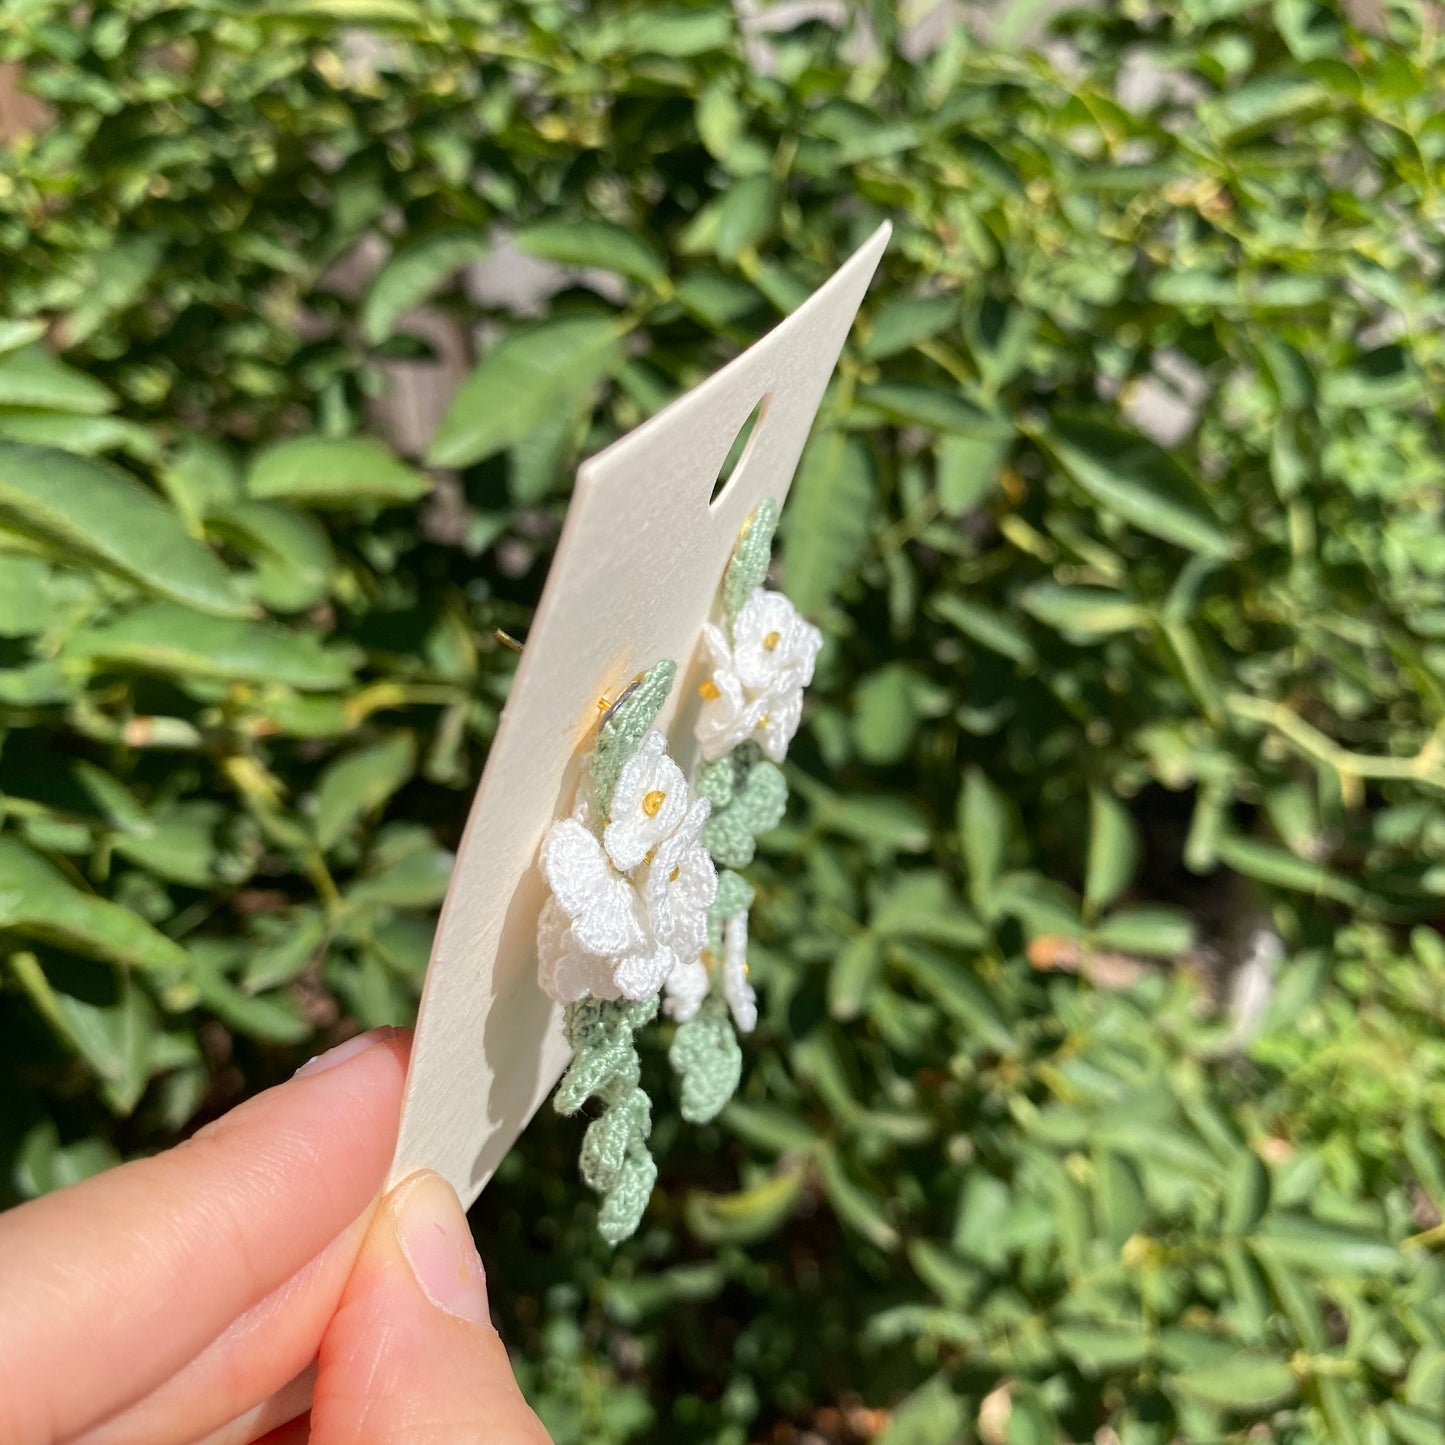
[389,223,890,1205]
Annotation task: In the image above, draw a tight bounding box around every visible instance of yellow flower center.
[669,865,680,882]
[698,678,720,700]
[642,789,666,817]
[755,714,770,730]
[763,630,781,651]
[701,947,715,972]
[643,848,655,867]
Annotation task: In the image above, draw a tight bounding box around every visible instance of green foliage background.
[3,1,1445,1439]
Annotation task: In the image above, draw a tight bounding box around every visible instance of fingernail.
[294,1027,394,1078]
[394,1171,489,1324]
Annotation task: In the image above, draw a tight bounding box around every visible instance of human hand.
[0,1028,551,1445]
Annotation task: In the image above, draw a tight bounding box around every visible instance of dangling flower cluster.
[696,584,823,765]
[538,730,717,1006]
[665,497,819,1044]
[536,500,820,1246]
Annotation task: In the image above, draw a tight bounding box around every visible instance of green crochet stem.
[590,659,676,818]
[723,497,778,623]
[555,996,659,1245]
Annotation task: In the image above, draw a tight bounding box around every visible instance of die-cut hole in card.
[389,223,890,1205]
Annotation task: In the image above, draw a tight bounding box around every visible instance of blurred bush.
[3,1,1445,1440]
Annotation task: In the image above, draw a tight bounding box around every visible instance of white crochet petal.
[701,620,735,671]
[755,682,805,764]
[541,816,613,918]
[569,877,646,958]
[614,939,675,1000]
[662,953,710,1022]
[722,911,757,1033]
[537,899,621,1005]
[732,587,800,690]
[696,669,764,762]
[541,815,646,957]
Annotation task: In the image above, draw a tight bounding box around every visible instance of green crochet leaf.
[711,867,755,923]
[702,756,788,868]
[694,754,736,809]
[581,1085,651,1193]
[724,496,779,622]
[590,659,676,816]
[597,1148,658,1245]
[669,996,743,1124]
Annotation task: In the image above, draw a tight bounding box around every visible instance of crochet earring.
[534,499,821,1245]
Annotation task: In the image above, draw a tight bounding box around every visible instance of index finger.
[0,1027,410,1445]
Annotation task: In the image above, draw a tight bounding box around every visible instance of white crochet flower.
[721,911,757,1033]
[696,586,823,763]
[537,735,717,1006]
[605,731,693,870]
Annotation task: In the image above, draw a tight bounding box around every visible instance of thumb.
[309,1170,551,1445]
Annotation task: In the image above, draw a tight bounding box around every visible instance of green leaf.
[160,434,242,526]
[0,410,158,459]
[806,788,932,855]
[0,837,189,973]
[1053,1321,1151,1372]
[211,499,335,613]
[861,294,959,360]
[0,347,114,414]
[958,768,1008,906]
[936,433,1009,516]
[852,664,921,766]
[685,1168,806,1244]
[0,553,53,637]
[828,932,882,1021]
[1217,834,1362,905]
[14,957,157,1115]
[877,1378,965,1445]
[856,382,1005,437]
[1086,789,1139,913]
[1092,907,1192,958]
[67,602,357,691]
[428,316,623,469]
[361,230,491,343]
[1251,1215,1403,1275]
[780,430,875,615]
[892,943,1012,1052]
[1171,1357,1297,1410]
[721,1101,821,1155]
[343,845,454,911]
[818,1149,899,1250]
[313,733,417,851]
[1021,583,1148,639]
[247,436,429,508]
[1223,1152,1270,1236]
[0,444,249,616]
[932,594,1035,665]
[514,221,666,288]
[14,1119,120,1197]
[190,946,310,1044]
[0,319,47,355]
[1047,418,1232,558]
[714,174,776,261]
[62,236,165,345]
[872,872,987,948]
